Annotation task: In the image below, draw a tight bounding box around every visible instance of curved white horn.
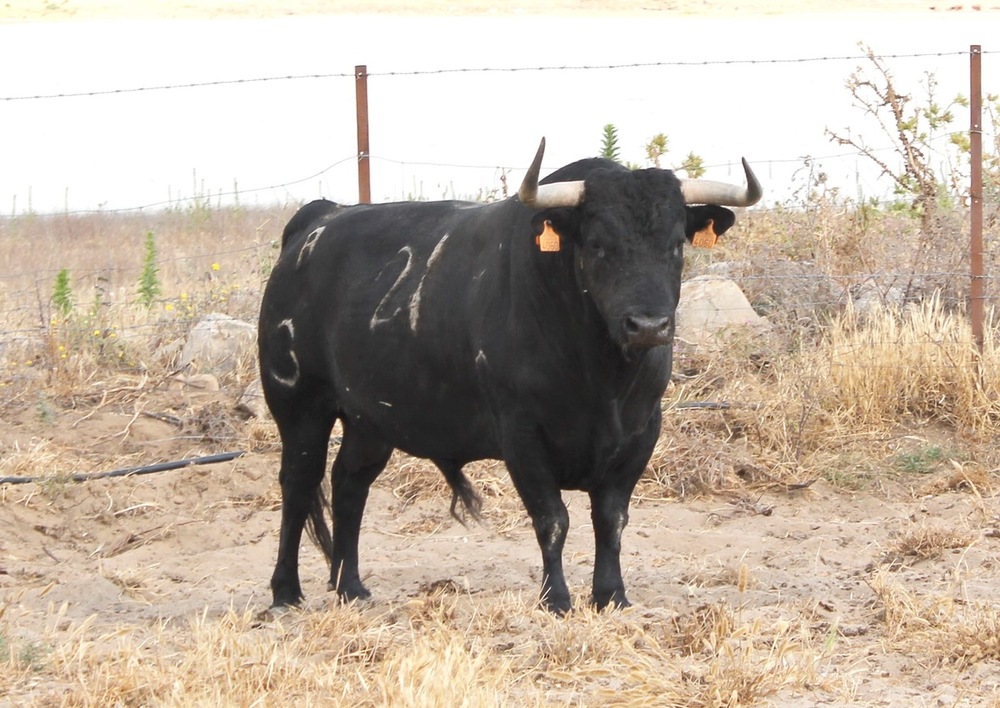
[518,137,586,209]
[679,158,762,207]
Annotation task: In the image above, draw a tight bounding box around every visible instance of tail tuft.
[304,481,334,564]
[438,461,483,527]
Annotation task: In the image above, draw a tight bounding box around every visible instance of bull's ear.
[530,209,580,245]
[685,205,736,242]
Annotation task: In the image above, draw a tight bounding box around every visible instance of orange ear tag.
[691,218,718,249]
[535,220,561,252]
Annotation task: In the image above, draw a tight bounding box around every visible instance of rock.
[178,313,257,375]
[236,378,270,419]
[153,337,185,366]
[848,279,907,318]
[715,256,842,327]
[675,276,771,354]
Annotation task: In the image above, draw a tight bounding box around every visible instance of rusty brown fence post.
[356,64,371,204]
[970,46,984,352]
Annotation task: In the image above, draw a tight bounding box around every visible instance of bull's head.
[518,138,762,351]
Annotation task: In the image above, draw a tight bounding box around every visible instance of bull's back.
[261,199,506,461]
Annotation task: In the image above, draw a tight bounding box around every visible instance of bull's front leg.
[503,440,573,613]
[527,494,571,614]
[589,418,660,610]
[589,486,631,609]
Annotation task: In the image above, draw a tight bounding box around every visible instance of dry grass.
[0,594,837,707]
[878,522,977,569]
[3,199,1000,706]
[0,205,292,404]
[871,571,1000,670]
[825,296,1000,430]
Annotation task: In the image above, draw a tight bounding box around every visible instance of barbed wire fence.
[0,47,996,376]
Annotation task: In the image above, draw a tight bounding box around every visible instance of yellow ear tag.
[691,219,718,249]
[535,220,561,252]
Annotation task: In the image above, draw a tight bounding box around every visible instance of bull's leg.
[589,487,632,609]
[328,423,392,602]
[527,494,572,614]
[589,417,660,610]
[504,443,573,613]
[270,414,335,607]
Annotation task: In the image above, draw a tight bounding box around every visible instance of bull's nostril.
[623,315,674,345]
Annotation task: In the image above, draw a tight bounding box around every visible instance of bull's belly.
[342,394,502,462]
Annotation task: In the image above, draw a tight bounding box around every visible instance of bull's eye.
[672,244,683,259]
[588,240,605,259]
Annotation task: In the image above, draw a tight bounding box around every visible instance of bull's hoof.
[591,591,631,611]
[541,592,573,616]
[270,588,304,609]
[329,579,372,603]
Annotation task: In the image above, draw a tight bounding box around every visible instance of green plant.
[826,43,963,233]
[825,43,977,304]
[36,393,54,424]
[602,124,705,176]
[137,230,161,307]
[894,445,946,474]
[51,268,73,318]
[645,133,668,167]
[599,124,621,163]
[0,632,47,672]
[677,151,706,179]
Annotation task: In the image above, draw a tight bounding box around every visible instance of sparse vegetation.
[599,123,621,162]
[51,268,73,318]
[1,181,997,704]
[137,230,161,308]
[1,51,999,706]
[600,124,706,175]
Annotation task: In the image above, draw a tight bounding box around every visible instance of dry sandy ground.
[2,1,1000,706]
[2,383,1000,705]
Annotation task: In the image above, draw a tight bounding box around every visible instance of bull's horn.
[679,158,762,207]
[518,137,586,209]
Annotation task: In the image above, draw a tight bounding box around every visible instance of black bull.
[258,139,762,613]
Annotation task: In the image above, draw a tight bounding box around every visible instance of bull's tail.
[438,461,483,526]
[304,481,335,565]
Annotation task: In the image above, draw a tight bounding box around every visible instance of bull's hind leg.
[328,422,392,602]
[270,407,336,608]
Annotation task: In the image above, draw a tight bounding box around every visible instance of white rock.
[236,378,270,419]
[675,276,770,353]
[178,313,257,375]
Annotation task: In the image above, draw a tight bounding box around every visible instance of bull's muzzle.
[622,314,675,349]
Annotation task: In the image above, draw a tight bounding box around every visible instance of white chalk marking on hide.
[408,233,450,332]
[475,350,488,367]
[548,518,566,549]
[370,246,416,330]
[614,511,626,539]
[296,226,326,268]
[271,318,300,387]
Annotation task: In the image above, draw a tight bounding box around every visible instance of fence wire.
[1,50,985,102]
[0,46,996,370]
